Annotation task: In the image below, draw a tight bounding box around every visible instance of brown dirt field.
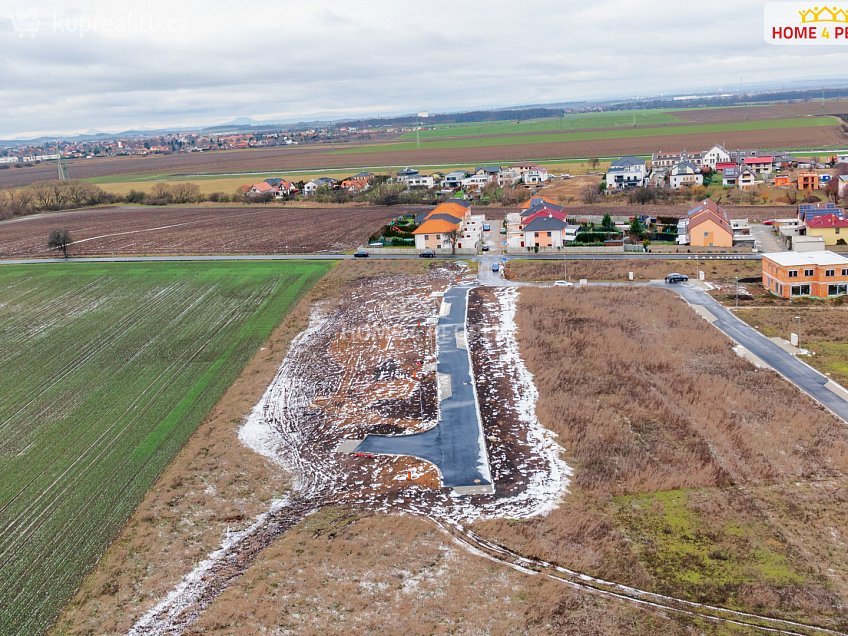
[0,204,404,257]
[472,287,848,627]
[671,100,848,123]
[2,121,845,190]
[505,259,761,283]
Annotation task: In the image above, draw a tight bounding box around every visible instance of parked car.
[554,280,573,287]
[481,245,490,252]
[353,250,369,258]
[665,273,688,284]
[419,249,436,258]
[491,262,501,273]
[483,223,491,231]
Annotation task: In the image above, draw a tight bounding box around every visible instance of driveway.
[353,284,493,493]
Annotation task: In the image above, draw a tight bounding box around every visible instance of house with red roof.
[742,156,773,175]
[805,213,848,245]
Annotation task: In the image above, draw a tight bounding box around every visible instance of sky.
[1,0,847,139]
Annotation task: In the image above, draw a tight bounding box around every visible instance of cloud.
[0,0,846,137]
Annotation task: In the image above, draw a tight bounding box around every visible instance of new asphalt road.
[668,282,848,423]
[354,284,493,492]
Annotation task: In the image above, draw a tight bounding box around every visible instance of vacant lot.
[0,261,329,635]
[0,204,400,257]
[505,258,761,283]
[735,305,848,386]
[473,287,848,629]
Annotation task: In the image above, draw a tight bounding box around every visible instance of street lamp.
[795,315,802,349]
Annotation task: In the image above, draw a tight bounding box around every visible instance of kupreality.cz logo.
[766,3,848,44]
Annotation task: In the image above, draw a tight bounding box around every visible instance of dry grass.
[473,287,848,626]
[505,258,761,283]
[735,305,848,387]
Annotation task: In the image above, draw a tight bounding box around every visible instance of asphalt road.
[0,252,762,266]
[667,282,848,423]
[354,284,493,491]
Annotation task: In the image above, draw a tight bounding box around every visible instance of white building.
[440,171,467,190]
[701,145,731,170]
[523,167,549,184]
[669,161,703,190]
[497,170,521,187]
[605,156,648,191]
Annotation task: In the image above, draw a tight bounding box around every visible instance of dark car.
[665,273,688,284]
[419,249,436,258]
[353,250,369,258]
[491,262,501,273]
[481,245,490,252]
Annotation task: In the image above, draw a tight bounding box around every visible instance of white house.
[405,174,435,189]
[303,177,336,195]
[523,167,549,184]
[605,156,648,191]
[737,168,759,190]
[701,145,731,170]
[497,170,521,187]
[440,171,468,190]
[669,160,703,190]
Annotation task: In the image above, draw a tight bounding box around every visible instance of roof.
[523,209,567,224]
[264,178,283,186]
[762,250,848,267]
[426,212,464,224]
[412,218,460,234]
[251,182,274,192]
[475,165,501,174]
[521,202,564,218]
[806,213,848,229]
[521,195,558,210]
[672,160,698,174]
[523,215,568,232]
[689,206,732,235]
[610,156,645,168]
[743,156,773,164]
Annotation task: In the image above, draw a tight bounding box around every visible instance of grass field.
[397,109,684,140]
[338,116,840,154]
[0,260,330,635]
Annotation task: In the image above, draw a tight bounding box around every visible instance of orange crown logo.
[798,6,848,23]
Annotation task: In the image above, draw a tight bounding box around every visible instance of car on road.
[491,262,501,273]
[419,249,436,258]
[483,223,491,231]
[481,245,490,252]
[353,250,369,258]
[554,280,573,287]
[665,273,688,284]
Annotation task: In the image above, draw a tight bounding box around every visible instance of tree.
[446,228,460,254]
[588,157,599,171]
[629,217,645,240]
[48,228,73,258]
[825,178,840,204]
[601,213,614,231]
[580,184,601,204]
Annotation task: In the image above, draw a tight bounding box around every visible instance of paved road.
[666,282,848,423]
[354,284,493,492]
[0,252,762,266]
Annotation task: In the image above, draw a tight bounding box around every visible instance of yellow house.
[686,200,734,248]
[805,213,848,245]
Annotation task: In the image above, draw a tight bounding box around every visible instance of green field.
[0,261,330,635]
[398,109,684,140]
[340,116,839,154]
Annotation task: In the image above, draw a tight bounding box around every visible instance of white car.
[554,280,573,287]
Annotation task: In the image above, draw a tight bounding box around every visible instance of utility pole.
[795,315,802,349]
[735,276,739,308]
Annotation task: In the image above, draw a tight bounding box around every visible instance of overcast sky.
[1,0,847,138]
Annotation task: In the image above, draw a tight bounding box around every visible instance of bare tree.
[48,229,73,258]
[445,228,460,254]
[581,184,601,204]
[588,157,600,171]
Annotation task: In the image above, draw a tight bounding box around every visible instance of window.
[804,269,814,277]
[828,284,848,296]
[826,269,835,277]
[842,268,848,276]
[788,270,798,278]
[546,231,552,237]
[791,284,811,296]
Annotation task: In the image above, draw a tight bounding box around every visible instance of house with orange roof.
[412,201,486,252]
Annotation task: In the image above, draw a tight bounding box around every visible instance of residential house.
[798,172,820,191]
[701,145,731,170]
[340,172,374,190]
[497,170,521,187]
[737,168,759,190]
[440,171,468,190]
[761,251,848,298]
[798,202,843,222]
[669,160,703,190]
[805,213,848,245]
[522,167,549,185]
[742,156,773,175]
[729,149,761,163]
[605,156,648,191]
[405,174,435,189]
[523,214,569,249]
[462,168,501,192]
[303,177,336,195]
[649,168,669,188]
[722,166,741,187]
[412,201,483,252]
[684,199,734,248]
[651,151,685,170]
[774,175,791,187]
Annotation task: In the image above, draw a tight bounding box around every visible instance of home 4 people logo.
[765,3,848,44]
[9,10,41,37]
